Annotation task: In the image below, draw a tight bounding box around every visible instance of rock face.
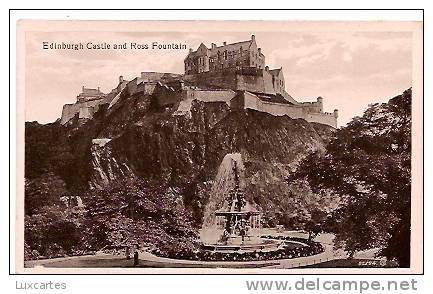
[89,140,135,189]
[201,153,249,228]
[26,90,335,228]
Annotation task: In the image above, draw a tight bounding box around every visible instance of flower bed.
[152,236,324,262]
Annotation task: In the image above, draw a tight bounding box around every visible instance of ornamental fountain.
[201,153,282,252]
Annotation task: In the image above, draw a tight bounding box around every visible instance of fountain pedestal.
[202,158,271,252]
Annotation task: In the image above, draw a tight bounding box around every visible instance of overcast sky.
[25,27,413,126]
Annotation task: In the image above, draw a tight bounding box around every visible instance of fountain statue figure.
[215,159,260,245]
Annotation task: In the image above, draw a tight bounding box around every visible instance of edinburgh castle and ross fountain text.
[42,41,187,51]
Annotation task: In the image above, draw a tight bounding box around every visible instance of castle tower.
[317,97,324,112]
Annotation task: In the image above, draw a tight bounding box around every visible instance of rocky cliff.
[91,95,334,220]
[25,91,335,257]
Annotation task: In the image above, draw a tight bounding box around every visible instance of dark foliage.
[288,89,412,266]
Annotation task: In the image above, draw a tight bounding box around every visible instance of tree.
[80,178,198,254]
[280,180,338,238]
[25,173,68,215]
[288,89,411,266]
[25,205,82,259]
[304,209,328,240]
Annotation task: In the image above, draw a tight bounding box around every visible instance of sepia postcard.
[15,19,423,274]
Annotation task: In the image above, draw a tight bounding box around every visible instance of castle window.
[224,50,227,60]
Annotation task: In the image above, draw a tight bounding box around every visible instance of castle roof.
[250,92,294,105]
[186,36,263,59]
[79,87,104,96]
[268,68,282,76]
[211,39,252,53]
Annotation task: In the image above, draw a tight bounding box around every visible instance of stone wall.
[243,92,303,118]
[79,106,93,119]
[241,92,337,128]
[305,112,338,128]
[184,89,237,104]
[299,100,323,113]
[61,98,109,125]
[262,70,277,94]
[184,67,294,102]
[237,72,268,94]
[184,69,238,90]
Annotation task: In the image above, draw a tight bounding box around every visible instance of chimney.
[317,97,323,104]
[82,86,85,92]
[223,41,227,46]
[251,34,255,41]
[265,66,269,71]
[258,48,261,54]
[119,75,124,83]
[333,109,339,118]
[97,86,100,92]
[189,48,193,53]
[211,43,216,50]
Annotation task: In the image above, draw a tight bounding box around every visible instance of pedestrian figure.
[133,250,139,266]
[125,246,131,260]
[240,227,246,243]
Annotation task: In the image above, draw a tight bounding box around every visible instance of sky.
[25,26,413,126]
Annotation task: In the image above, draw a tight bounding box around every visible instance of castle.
[185,35,266,74]
[61,35,338,128]
[184,35,289,100]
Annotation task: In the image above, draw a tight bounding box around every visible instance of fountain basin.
[201,237,305,253]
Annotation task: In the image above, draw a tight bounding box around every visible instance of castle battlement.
[76,86,105,103]
[60,35,338,128]
[228,91,338,128]
[182,36,338,127]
